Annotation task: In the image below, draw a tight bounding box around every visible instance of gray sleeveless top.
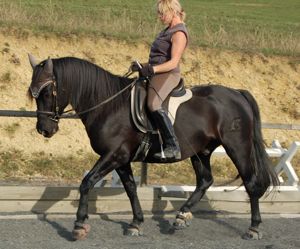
[149,23,188,72]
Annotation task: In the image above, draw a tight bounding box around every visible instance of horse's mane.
[53,57,133,124]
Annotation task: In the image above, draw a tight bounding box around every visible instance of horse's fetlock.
[173,211,193,229]
[134,214,144,224]
[176,211,193,221]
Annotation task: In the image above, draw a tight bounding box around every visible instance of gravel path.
[0,215,299,249]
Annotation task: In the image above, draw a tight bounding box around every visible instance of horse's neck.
[63,71,130,126]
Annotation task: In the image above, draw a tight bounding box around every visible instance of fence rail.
[262,123,300,130]
[0,110,77,119]
[1,110,300,130]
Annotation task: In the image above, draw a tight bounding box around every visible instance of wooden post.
[140,162,148,186]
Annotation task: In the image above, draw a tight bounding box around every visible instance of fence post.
[274,141,300,186]
[140,162,148,186]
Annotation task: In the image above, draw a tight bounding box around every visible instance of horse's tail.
[239,89,280,188]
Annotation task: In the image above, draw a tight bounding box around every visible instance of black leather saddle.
[130,78,187,134]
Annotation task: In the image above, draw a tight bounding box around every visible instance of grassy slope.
[0,0,299,55]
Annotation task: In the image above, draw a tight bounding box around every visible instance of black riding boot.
[151,109,181,160]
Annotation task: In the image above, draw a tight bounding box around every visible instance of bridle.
[31,72,138,122]
[31,76,61,123]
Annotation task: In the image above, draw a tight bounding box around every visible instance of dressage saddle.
[130,78,192,161]
[131,78,192,134]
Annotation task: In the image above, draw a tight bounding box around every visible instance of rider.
[132,0,188,160]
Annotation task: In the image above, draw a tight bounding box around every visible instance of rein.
[65,78,137,118]
[35,71,137,121]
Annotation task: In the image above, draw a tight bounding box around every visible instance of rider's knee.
[147,100,161,112]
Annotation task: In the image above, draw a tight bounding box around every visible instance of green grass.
[0,71,11,82]
[1,149,293,186]
[0,0,299,55]
[2,122,20,137]
[0,149,237,184]
[0,149,98,181]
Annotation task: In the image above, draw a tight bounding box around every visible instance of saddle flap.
[131,80,153,133]
[131,78,192,133]
[135,82,147,124]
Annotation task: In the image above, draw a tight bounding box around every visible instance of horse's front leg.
[116,164,144,236]
[72,152,124,240]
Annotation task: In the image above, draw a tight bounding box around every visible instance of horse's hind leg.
[173,153,213,229]
[223,141,267,240]
[116,164,144,236]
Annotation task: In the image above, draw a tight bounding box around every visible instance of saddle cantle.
[130,78,193,134]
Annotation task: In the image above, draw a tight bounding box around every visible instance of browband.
[30,80,53,98]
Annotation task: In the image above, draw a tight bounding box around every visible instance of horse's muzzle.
[37,126,58,138]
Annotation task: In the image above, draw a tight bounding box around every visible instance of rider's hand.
[139,63,154,78]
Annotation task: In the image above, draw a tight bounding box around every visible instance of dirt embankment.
[0,32,299,157]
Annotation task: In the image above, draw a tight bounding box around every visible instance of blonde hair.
[157,0,186,21]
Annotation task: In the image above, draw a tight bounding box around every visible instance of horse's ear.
[28,54,38,69]
[45,57,53,74]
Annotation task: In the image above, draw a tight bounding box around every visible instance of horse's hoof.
[173,211,193,230]
[125,224,143,236]
[72,224,91,240]
[242,227,262,240]
[173,217,190,229]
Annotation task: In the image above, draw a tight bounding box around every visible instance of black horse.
[28,55,278,240]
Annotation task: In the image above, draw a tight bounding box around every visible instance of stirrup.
[160,144,166,159]
[154,147,181,160]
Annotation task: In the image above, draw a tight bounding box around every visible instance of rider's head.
[156,0,186,24]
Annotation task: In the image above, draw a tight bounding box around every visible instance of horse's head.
[28,54,59,138]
